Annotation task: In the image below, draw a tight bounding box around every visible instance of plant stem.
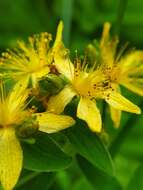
[114,0,128,35]
[15,172,40,189]
[110,101,143,157]
[61,0,74,46]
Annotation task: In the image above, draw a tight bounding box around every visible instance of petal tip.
[136,107,141,114]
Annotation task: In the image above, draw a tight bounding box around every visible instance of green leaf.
[114,154,139,188]
[0,185,4,190]
[22,132,72,172]
[77,155,122,190]
[72,178,93,190]
[56,171,71,190]
[127,164,143,190]
[65,123,113,176]
[14,170,55,190]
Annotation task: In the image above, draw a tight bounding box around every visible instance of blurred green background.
[0,0,143,50]
[1,0,143,189]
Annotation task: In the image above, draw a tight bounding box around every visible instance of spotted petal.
[106,91,141,114]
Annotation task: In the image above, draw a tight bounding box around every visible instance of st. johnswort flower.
[95,22,143,127]
[0,81,74,190]
[47,22,141,131]
[0,21,66,90]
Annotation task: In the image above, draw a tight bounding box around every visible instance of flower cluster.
[0,21,143,190]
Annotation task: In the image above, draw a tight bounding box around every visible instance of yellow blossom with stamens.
[0,21,67,89]
[91,22,143,127]
[0,82,29,190]
[0,81,75,190]
[1,33,52,89]
[47,59,103,132]
[47,23,141,132]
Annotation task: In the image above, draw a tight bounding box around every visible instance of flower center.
[72,71,110,99]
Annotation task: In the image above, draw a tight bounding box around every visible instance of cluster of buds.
[0,21,143,190]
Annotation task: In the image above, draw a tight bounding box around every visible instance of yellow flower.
[0,21,66,89]
[1,33,52,89]
[0,81,75,190]
[0,82,28,190]
[98,22,143,127]
[46,23,141,131]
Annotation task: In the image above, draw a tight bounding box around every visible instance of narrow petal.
[54,52,74,81]
[7,81,29,123]
[0,128,23,190]
[121,80,143,96]
[77,97,102,132]
[47,86,76,114]
[35,112,75,133]
[119,51,143,68]
[110,105,121,128]
[8,80,29,107]
[53,21,74,80]
[99,22,118,68]
[106,91,141,114]
[16,76,30,90]
[100,22,111,48]
[53,21,63,48]
[119,51,143,96]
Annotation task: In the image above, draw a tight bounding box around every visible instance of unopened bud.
[39,74,66,96]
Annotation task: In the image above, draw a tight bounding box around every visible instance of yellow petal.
[106,91,141,114]
[121,80,143,96]
[53,21,63,48]
[35,112,75,133]
[119,51,143,96]
[100,22,118,68]
[100,22,111,48]
[8,81,29,106]
[110,105,121,128]
[53,21,74,80]
[0,128,23,190]
[77,97,102,132]
[119,51,143,68]
[16,76,30,89]
[54,52,74,81]
[47,86,76,114]
[7,82,29,117]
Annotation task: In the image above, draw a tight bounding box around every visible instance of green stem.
[15,172,40,189]
[114,0,128,35]
[61,0,74,46]
[110,101,143,157]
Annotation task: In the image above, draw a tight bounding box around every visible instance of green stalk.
[61,0,74,46]
[110,101,143,157]
[15,172,40,189]
[114,0,128,35]
[110,115,139,157]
